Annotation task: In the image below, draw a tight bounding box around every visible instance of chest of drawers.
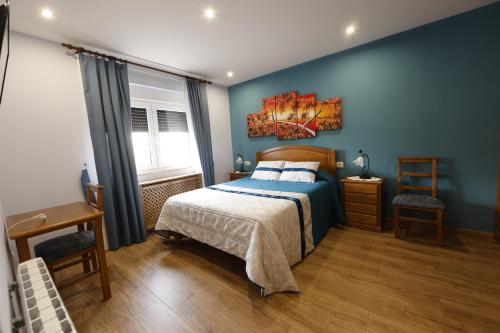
[341,178,383,232]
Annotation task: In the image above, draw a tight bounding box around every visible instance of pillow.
[251,161,285,181]
[278,161,321,183]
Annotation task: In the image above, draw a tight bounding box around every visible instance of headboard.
[256,145,337,175]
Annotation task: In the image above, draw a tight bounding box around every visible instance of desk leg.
[94,218,111,300]
[16,238,31,263]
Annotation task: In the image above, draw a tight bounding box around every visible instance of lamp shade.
[352,156,365,168]
[236,156,243,164]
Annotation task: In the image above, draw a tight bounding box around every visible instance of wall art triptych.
[247,91,342,140]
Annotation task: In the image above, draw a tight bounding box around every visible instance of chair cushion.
[34,231,96,263]
[392,194,445,209]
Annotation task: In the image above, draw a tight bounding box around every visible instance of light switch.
[336,161,344,168]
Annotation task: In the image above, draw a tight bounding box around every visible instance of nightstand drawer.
[344,182,378,194]
[344,192,377,205]
[346,212,378,225]
[229,172,250,181]
[345,202,377,215]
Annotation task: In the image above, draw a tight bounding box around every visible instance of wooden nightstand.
[229,171,251,181]
[341,177,383,232]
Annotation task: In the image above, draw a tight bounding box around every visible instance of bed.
[155,145,344,295]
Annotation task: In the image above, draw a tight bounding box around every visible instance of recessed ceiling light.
[227,71,234,78]
[204,8,216,20]
[345,25,355,35]
[41,8,54,19]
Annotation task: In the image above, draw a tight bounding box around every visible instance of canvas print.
[316,97,342,131]
[296,93,317,139]
[276,91,298,140]
[261,96,277,135]
[247,96,278,137]
[246,91,341,140]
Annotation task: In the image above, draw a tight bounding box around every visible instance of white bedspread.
[155,184,313,295]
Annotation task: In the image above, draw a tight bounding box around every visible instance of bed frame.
[157,145,336,242]
[256,145,337,175]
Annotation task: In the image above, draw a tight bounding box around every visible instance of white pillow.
[278,161,321,183]
[251,161,285,181]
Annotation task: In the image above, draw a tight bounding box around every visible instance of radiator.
[139,173,202,230]
[17,258,76,333]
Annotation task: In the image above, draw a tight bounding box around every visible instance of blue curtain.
[187,79,215,186]
[79,54,146,249]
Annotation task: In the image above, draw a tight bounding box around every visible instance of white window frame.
[128,68,201,178]
[131,97,197,175]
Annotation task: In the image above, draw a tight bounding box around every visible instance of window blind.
[131,107,148,132]
[157,110,188,132]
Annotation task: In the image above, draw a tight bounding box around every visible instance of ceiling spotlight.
[204,8,216,20]
[41,8,54,19]
[227,71,234,78]
[345,25,355,35]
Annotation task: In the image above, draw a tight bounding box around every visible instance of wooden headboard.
[256,145,337,175]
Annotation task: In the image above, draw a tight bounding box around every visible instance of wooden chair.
[393,157,445,245]
[34,184,105,289]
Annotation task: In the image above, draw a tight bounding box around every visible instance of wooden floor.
[58,227,500,333]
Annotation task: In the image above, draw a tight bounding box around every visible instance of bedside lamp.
[353,150,371,179]
[236,154,244,172]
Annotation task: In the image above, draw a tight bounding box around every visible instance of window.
[156,110,191,167]
[129,69,198,174]
[131,107,152,170]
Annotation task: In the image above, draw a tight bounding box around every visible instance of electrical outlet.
[244,160,251,166]
[336,161,344,168]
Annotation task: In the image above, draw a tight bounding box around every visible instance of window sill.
[137,166,193,176]
[137,167,200,183]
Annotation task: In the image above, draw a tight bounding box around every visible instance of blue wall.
[228,3,500,232]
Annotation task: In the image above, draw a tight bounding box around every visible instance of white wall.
[206,85,234,183]
[0,32,233,260]
[0,200,13,333]
[0,32,97,255]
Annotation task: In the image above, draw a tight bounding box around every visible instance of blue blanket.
[225,170,344,246]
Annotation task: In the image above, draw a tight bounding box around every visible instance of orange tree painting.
[276,92,298,140]
[316,97,342,131]
[247,91,342,139]
[296,94,317,139]
[247,96,277,137]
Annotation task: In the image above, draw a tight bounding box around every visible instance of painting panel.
[261,96,277,136]
[296,93,317,139]
[316,97,342,131]
[276,91,298,140]
[247,111,276,137]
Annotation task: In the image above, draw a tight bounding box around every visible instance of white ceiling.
[10,0,497,86]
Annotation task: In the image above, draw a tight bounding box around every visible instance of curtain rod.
[61,42,212,84]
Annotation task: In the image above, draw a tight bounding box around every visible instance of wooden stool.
[393,157,445,245]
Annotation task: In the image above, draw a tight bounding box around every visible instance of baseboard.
[383,218,496,241]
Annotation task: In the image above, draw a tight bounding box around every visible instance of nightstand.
[341,177,383,232]
[229,171,251,181]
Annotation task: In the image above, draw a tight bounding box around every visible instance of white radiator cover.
[17,258,76,333]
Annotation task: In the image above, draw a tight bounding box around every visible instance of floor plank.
[58,227,500,333]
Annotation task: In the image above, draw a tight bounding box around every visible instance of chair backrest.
[87,184,104,211]
[396,157,438,197]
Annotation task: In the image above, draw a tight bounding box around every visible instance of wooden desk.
[6,202,111,299]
